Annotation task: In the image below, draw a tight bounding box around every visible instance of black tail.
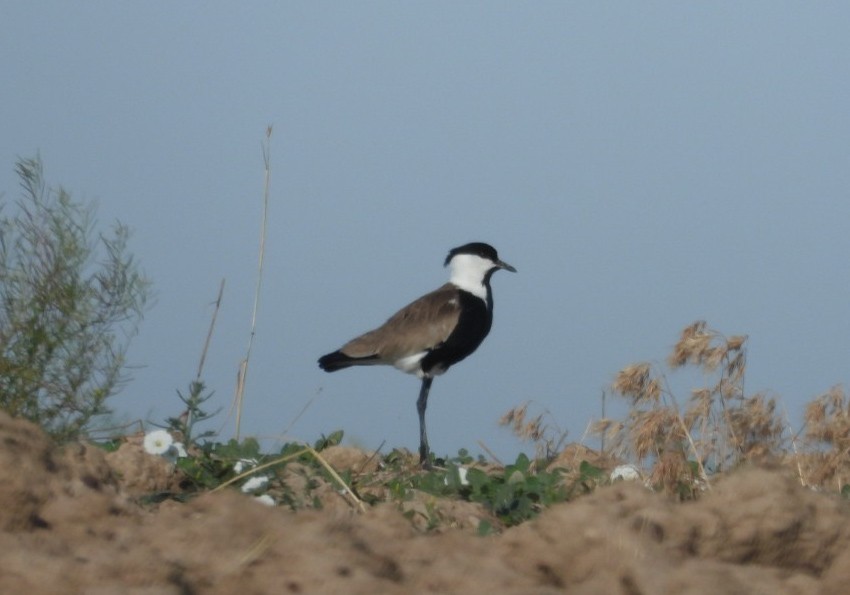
[318,350,379,372]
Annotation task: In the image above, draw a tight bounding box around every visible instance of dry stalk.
[783,402,808,487]
[476,440,504,466]
[278,387,323,441]
[197,278,225,381]
[666,389,710,489]
[227,533,275,574]
[499,401,568,460]
[234,126,273,440]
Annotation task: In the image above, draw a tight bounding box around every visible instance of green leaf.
[506,469,526,485]
[579,460,604,481]
[512,452,531,472]
[213,437,261,460]
[314,429,344,450]
[466,468,490,494]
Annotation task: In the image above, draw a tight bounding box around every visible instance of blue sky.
[2,3,849,461]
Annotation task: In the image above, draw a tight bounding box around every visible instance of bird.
[318,242,516,467]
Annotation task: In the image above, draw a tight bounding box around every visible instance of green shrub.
[0,156,151,439]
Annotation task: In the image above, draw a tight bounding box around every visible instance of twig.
[600,389,606,453]
[307,446,367,512]
[197,278,225,381]
[211,448,309,493]
[228,534,274,574]
[666,386,711,490]
[87,419,145,439]
[234,126,273,440]
[279,387,322,440]
[358,439,386,475]
[573,419,595,467]
[782,401,807,487]
[476,440,504,466]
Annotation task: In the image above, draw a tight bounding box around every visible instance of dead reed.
[595,321,787,496]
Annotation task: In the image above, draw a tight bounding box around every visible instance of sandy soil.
[2,411,850,595]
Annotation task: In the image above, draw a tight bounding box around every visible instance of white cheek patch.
[448,254,492,302]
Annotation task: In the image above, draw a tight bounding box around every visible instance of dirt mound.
[501,467,848,593]
[2,411,850,594]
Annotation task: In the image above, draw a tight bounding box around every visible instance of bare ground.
[2,411,850,595]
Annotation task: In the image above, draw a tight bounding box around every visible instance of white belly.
[393,352,448,378]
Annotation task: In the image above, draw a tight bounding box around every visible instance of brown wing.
[340,283,461,362]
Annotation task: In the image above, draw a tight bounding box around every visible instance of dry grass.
[579,320,850,497]
[499,320,850,499]
[499,401,569,463]
[800,386,850,489]
[593,321,787,497]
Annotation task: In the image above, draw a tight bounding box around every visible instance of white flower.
[610,464,641,482]
[444,466,470,486]
[161,441,188,464]
[241,475,269,493]
[143,430,174,456]
[233,458,259,474]
[254,494,275,506]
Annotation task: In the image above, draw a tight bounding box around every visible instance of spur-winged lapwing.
[318,242,516,467]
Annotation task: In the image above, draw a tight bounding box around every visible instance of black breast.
[420,289,493,375]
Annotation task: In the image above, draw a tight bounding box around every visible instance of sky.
[2,3,849,462]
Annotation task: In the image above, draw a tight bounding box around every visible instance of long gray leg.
[417,377,434,468]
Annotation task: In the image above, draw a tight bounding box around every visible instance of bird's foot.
[419,445,433,470]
